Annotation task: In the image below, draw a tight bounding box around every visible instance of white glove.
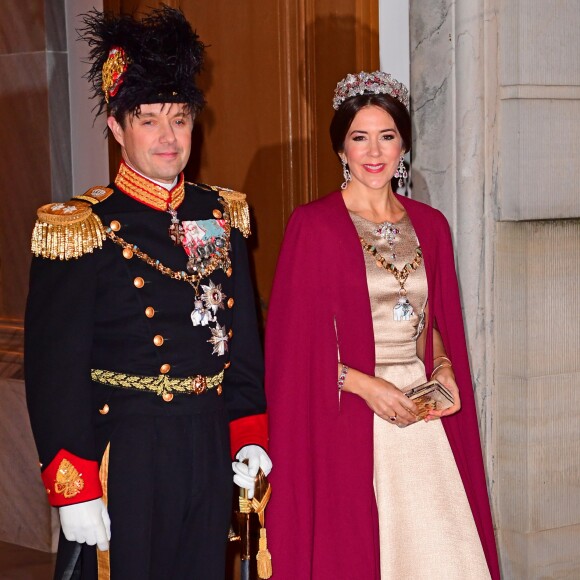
[232,445,273,499]
[59,498,111,551]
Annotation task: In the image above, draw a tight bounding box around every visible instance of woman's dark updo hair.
[329,93,411,157]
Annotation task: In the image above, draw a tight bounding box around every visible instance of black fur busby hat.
[80,5,205,119]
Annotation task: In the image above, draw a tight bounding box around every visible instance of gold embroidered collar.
[114,161,185,211]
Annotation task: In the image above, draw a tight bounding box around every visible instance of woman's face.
[340,105,404,193]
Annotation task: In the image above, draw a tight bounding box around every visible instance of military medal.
[201,280,226,316]
[190,280,226,329]
[175,219,230,354]
[191,298,214,326]
[167,205,183,245]
[180,220,228,277]
[207,322,229,356]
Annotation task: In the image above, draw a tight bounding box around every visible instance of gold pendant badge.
[102,46,129,103]
[55,458,85,498]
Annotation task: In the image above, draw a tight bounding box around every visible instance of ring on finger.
[389,414,397,422]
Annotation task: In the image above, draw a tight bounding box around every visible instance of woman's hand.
[363,375,419,427]
[425,367,461,420]
[341,365,418,427]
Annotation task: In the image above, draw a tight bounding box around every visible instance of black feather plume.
[79,5,205,119]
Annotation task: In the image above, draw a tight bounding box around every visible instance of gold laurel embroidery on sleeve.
[54,458,85,498]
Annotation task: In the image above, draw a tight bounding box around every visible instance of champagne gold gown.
[350,212,490,579]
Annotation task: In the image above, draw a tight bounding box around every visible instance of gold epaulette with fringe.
[217,189,251,238]
[189,181,252,237]
[31,186,113,260]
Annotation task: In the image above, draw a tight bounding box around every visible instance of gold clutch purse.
[404,379,454,419]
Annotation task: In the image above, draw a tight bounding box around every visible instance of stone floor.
[0,541,247,579]
[0,542,55,580]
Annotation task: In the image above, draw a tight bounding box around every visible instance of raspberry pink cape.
[265,191,500,579]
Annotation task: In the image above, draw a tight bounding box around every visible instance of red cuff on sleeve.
[229,412,268,458]
[40,449,103,507]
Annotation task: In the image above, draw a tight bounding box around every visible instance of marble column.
[409,0,492,435]
[410,0,580,577]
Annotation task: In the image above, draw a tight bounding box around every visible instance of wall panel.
[500,99,580,221]
[500,0,580,86]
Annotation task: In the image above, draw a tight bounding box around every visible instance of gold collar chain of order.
[359,237,423,289]
[105,199,233,295]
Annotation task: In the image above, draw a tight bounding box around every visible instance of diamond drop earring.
[341,159,352,190]
[394,156,408,188]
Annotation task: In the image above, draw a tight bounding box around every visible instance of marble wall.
[409,0,492,437]
[0,0,69,552]
[65,0,109,193]
[410,0,580,577]
[0,0,71,320]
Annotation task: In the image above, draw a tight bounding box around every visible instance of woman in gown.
[265,72,500,579]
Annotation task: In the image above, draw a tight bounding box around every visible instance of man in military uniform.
[24,7,271,579]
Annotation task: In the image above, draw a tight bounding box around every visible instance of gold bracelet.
[434,355,452,365]
[430,362,452,380]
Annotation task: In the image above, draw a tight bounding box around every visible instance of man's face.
[107,103,193,184]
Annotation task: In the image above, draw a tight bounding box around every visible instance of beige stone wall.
[496,220,580,578]
[499,0,580,221]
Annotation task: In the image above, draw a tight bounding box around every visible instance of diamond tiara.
[332,71,409,110]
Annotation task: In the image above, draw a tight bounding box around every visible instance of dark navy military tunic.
[25,181,266,579]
